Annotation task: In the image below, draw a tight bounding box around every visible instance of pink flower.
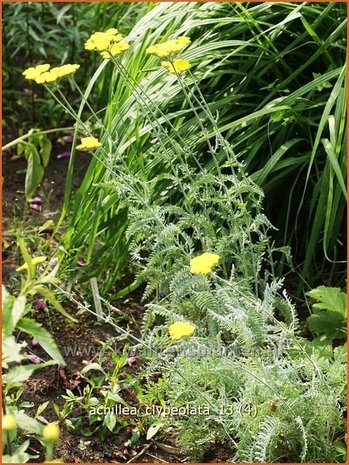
[34,299,46,310]
[57,151,71,159]
[28,354,43,364]
[77,258,86,267]
[29,197,43,205]
[30,204,42,213]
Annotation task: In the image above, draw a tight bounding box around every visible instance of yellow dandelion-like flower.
[16,256,47,272]
[146,36,191,58]
[190,252,220,275]
[22,64,50,81]
[168,321,195,341]
[100,42,130,59]
[76,136,102,152]
[161,59,191,74]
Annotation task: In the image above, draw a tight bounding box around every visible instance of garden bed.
[2,2,346,463]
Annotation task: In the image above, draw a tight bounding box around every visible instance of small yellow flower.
[35,71,59,84]
[51,64,80,78]
[100,42,130,59]
[76,136,102,151]
[169,321,195,341]
[161,59,191,74]
[34,64,80,84]
[16,256,47,272]
[2,414,17,431]
[146,36,191,58]
[84,29,124,52]
[42,423,60,443]
[22,64,50,81]
[190,252,220,275]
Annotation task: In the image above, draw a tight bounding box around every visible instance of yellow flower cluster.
[84,28,129,59]
[22,64,50,80]
[22,64,80,84]
[161,58,191,74]
[146,36,191,58]
[76,136,102,152]
[190,252,220,275]
[168,321,195,341]
[100,42,130,59]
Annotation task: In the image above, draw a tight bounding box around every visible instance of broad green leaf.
[2,290,16,336]
[38,134,52,167]
[81,363,106,375]
[306,286,346,316]
[2,336,26,368]
[17,317,65,365]
[146,421,164,440]
[30,286,78,323]
[35,400,50,418]
[15,411,44,435]
[104,413,117,432]
[2,439,35,463]
[306,311,346,341]
[25,145,44,199]
[3,361,57,391]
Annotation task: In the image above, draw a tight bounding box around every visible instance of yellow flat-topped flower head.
[146,36,191,58]
[162,59,191,74]
[23,64,50,81]
[169,321,195,341]
[23,63,79,84]
[85,31,114,51]
[33,64,80,84]
[190,252,220,275]
[16,256,47,272]
[50,64,80,78]
[84,29,129,59]
[35,71,59,84]
[100,42,130,59]
[76,136,102,152]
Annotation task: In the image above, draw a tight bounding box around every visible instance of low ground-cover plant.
[13,2,347,463]
[140,277,346,461]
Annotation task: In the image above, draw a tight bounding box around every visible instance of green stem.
[2,397,12,456]
[45,442,53,462]
[2,127,74,152]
